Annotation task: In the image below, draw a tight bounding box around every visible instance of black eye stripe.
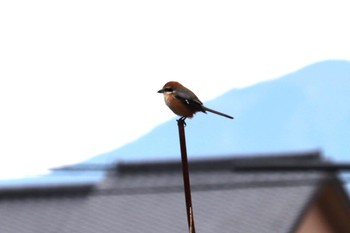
[164,87,173,92]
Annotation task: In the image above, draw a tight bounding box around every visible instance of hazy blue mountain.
[88,60,350,164]
[2,60,349,186]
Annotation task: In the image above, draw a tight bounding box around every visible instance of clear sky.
[1,1,349,180]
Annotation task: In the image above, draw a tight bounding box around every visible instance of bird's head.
[157,81,183,95]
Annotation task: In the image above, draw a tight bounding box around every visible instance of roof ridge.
[117,150,321,174]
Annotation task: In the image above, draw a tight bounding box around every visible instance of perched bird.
[158,81,233,120]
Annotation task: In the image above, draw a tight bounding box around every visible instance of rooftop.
[0,151,349,233]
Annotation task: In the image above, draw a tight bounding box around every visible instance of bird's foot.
[177,117,187,126]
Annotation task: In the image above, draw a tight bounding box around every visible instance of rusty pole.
[177,118,196,233]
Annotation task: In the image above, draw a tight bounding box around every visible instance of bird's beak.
[157,89,164,93]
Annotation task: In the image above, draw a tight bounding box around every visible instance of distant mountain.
[3,60,349,187]
[88,60,350,164]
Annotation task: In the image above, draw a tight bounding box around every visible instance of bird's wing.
[174,90,205,112]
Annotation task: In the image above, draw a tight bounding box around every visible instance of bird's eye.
[164,87,173,92]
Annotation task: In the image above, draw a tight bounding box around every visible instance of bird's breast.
[164,94,195,118]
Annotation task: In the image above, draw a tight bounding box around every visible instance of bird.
[158,81,234,121]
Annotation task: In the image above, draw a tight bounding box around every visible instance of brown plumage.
[158,81,233,120]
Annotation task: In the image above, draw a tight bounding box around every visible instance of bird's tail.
[202,106,234,119]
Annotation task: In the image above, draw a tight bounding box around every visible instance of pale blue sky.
[1,0,349,179]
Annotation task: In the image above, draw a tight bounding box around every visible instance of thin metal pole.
[177,119,196,233]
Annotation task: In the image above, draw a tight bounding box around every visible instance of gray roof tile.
[0,151,346,233]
